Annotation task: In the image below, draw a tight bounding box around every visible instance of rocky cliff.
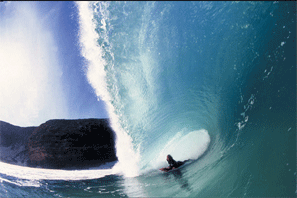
[0,121,35,166]
[0,119,117,170]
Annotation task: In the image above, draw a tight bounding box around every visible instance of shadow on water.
[162,168,192,192]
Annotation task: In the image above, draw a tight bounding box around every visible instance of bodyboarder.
[159,155,188,172]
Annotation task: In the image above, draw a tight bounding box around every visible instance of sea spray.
[76,1,140,177]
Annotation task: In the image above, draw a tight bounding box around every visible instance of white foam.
[0,162,112,181]
[76,1,109,102]
[0,176,41,187]
[76,1,140,177]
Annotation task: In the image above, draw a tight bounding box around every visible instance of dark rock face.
[0,119,117,170]
[0,121,35,166]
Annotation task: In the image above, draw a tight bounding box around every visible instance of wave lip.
[76,1,141,177]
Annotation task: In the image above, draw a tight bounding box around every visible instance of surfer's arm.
[159,167,172,172]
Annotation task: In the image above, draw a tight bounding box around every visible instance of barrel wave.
[75,1,295,196]
[0,1,295,197]
[76,1,295,196]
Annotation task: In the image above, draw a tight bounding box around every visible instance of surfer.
[159,155,188,172]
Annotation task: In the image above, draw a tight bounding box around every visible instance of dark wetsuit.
[169,160,184,169]
[160,156,189,172]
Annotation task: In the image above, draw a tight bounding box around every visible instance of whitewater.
[0,1,295,197]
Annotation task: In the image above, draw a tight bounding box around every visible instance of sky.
[0,1,108,127]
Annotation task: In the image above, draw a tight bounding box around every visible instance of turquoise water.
[1,1,295,197]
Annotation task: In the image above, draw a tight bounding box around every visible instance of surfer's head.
[167,155,176,165]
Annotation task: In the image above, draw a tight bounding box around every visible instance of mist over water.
[0,2,68,126]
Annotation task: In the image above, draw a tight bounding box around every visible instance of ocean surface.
[0,1,296,197]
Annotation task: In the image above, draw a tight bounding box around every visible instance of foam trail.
[76,1,140,177]
[0,162,112,181]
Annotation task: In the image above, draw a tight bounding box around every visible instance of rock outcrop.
[0,119,117,170]
[0,121,35,166]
